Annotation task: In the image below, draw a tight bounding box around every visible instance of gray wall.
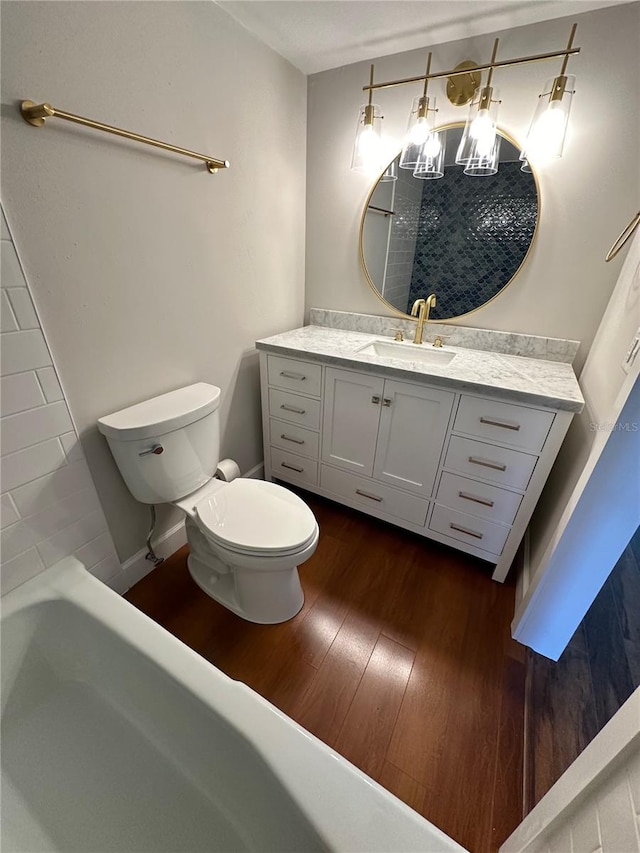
[305,3,640,371]
[1,1,307,562]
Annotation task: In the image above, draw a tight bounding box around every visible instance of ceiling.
[216,0,630,74]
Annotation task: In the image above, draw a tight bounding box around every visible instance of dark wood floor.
[527,524,640,809]
[126,491,525,853]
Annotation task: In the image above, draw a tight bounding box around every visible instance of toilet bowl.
[97,383,318,624]
[176,478,318,623]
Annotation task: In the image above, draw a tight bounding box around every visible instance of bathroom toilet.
[97,383,318,624]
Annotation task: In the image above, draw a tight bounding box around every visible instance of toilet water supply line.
[144,459,241,567]
[145,505,164,567]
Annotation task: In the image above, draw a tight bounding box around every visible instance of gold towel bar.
[605,211,640,262]
[20,100,229,174]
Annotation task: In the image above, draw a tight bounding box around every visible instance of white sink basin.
[357,340,456,366]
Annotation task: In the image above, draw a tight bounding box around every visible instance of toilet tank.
[98,384,222,505]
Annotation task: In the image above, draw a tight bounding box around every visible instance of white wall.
[513,374,639,659]
[0,206,123,594]
[512,231,640,659]
[305,3,640,371]
[1,1,307,562]
[528,227,640,587]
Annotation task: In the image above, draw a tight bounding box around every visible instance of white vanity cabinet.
[322,367,455,498]
[259,350,574,582]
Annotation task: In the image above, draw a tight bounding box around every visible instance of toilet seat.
[195,479,318,557]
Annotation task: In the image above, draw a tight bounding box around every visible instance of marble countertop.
[256,325,584,413]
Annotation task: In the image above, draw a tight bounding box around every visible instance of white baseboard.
[118,462,265,594]
[121,519,187,591]
[245,462,265,480]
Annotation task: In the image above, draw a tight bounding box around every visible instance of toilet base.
[187,552,304,624]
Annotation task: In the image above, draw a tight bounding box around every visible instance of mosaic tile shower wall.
[407,161,537,319]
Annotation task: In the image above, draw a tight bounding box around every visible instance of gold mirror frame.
[358,122,541,322]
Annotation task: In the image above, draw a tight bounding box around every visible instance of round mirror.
[359,123,539,321]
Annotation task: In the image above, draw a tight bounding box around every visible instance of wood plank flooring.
[527,525,640,810]
[125,491,525,852]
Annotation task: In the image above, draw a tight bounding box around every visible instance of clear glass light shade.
[413,130,446,180]
[463,132,501,176]
[456,87,501,167]
[399,96,437,169]
[520,75,575,165]
[351,104,386,175]
[380,159,398,182]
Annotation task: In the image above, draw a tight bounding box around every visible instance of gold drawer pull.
[458,490,494,508]
[355,488,383,502]
[280,371,306,381]
[280,404,306,415]
[468,456,507,472]
[280,433,305,445]
[450,522,483,540]
[479,416,521,431]
[281,462,304,473]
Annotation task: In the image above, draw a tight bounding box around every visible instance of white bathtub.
[1,557,466,853]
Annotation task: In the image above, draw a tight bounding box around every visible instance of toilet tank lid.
[98,383,221,441]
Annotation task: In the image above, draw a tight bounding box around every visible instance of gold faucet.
[410,293,437,345]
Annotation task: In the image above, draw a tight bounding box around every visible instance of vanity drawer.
[268,388,321,430]
[271,448,318,486]
[435,472,522,526]
[269,418,319,460]
[267,355,322,397]
[444,436,537,491]
[454,395,554,453]
[429,504,510,556]
[321,465,429,526]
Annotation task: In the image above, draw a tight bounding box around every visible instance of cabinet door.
[322,368,384,476]
[373,379,455,497]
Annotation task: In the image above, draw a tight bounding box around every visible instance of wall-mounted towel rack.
[605,210,640,262]
[20,100,229,175]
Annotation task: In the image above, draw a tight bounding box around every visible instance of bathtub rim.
[1,556,466,853]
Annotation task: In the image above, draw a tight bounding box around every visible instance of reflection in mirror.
[360,125,539,321]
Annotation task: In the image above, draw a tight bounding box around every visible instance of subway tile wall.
[505,687,640,853]
[383,166,421,313]
[0,204,124,595]
[523,746,640,853]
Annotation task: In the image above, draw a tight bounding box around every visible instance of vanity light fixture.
[399,53,441,174]
[520,24,578,169]
[456,40,502,176]
[413,128,446,180]
[351,64,387,176]
[352,24,580,178]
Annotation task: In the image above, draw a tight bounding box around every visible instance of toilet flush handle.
[139,444,164,457]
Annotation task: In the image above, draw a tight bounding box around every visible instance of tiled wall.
[518,747,640,853]
[382,166,421,312]
[1,205,124,595]
[503,688,640,853]
[408,160,538,320]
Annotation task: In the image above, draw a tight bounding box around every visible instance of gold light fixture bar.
[20,100,229,174]
[361,26,580,94]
